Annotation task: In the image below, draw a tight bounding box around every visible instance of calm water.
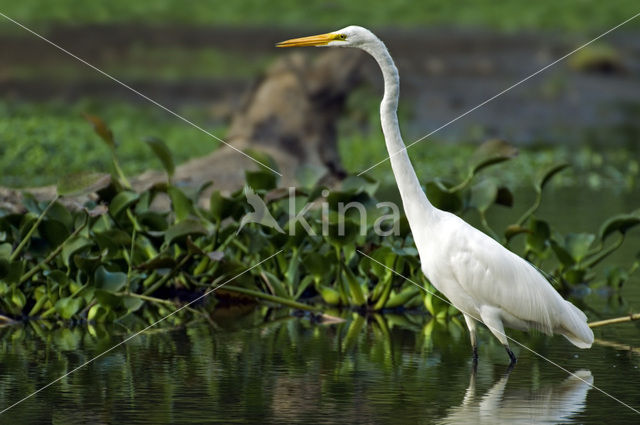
[0,188,639,424]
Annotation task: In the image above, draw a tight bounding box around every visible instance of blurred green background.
[0,0,639,188]
[2,1,639,31]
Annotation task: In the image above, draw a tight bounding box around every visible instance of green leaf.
[262,271,290,299]
[122,296,144,314]
[55,297,82,319]
[341,175,379,196]
[94,289,122,308]
[535,162,570,193]
[83,113,115,148]
[294,275,314,300]
[40,220,70,248]
[0,243,12,279]
[164,219,208,245]
[326,219,360,247]
[109,191,139,217]
[87,304,112,322]
[57,172,111,197]
[563,268,586,285]
[11,288,26,310]
[604,266,629,288]
[469,179,498,213]
[343,266,366,306]
[209,190,228,221]
[317,284,341,305]
[93,229,131,252]
[145,137,175,178]
[94,266,127,292]
[385,285,421,309]
[243,149,279,174]
[469,139,518,175]
[73,253,103,273]
[424,291,448,318]
[598,211,640,241]
[365,246,395,276]
[526,219,550,255]
[245,170,277,191]
[135,256,177,271]
[550,240,575,266]
[295,164,327,189]
[167,186,195,222]
[62,236,93,267]
[45,269,71,286]
[425,181,462,212]
[564,233,596,262]
[302,251,332,278]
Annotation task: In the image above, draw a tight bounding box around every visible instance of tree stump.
[1,49,365,211]
[142,48,365,193]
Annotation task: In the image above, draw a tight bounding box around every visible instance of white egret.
[277,26,593,365]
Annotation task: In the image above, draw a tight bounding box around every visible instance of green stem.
[143,253,191,296]
[516,190,542,226]
[583,234,624,269]
[447,173,474,193]
[11,195,60,261]
[120,291,209,318]
[111,150,132,189]
[40,283,87,319]
[126,225,137,292]
[20,214,88,284]
[221,285,321,312]
[118,291,175,306]
[479,211,500,241]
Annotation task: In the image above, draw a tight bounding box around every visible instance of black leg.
[471,345,478,374]
[505,345,517,372]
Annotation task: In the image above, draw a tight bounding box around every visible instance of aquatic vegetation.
[1,0,638,31]
[0,99,219,187]
[0,117,638,323]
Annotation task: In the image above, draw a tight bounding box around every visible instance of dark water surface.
[1,305,639,424]
[0,188,639,424]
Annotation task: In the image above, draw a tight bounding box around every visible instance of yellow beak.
[276,32,338,48]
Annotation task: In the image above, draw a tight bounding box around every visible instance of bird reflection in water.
[439,370,592,424]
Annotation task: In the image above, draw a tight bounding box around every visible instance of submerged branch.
[588,313,640,328]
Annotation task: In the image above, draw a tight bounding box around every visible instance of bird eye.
[338,34,347,40]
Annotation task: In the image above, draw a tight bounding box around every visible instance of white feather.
[326,26,594,355]
[288,25,594,359]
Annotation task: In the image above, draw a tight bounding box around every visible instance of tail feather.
[557,301,593,349]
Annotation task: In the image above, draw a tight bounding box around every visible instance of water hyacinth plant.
[0,116,638,324]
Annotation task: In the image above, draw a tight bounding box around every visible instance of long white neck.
[363,41,434,226]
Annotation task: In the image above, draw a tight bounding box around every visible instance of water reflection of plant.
[0,311,487,422]
[0,117,638,322]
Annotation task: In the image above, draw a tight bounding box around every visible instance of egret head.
[276,26,379,50]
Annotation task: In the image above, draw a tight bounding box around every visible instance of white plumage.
[277,26,593,364]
